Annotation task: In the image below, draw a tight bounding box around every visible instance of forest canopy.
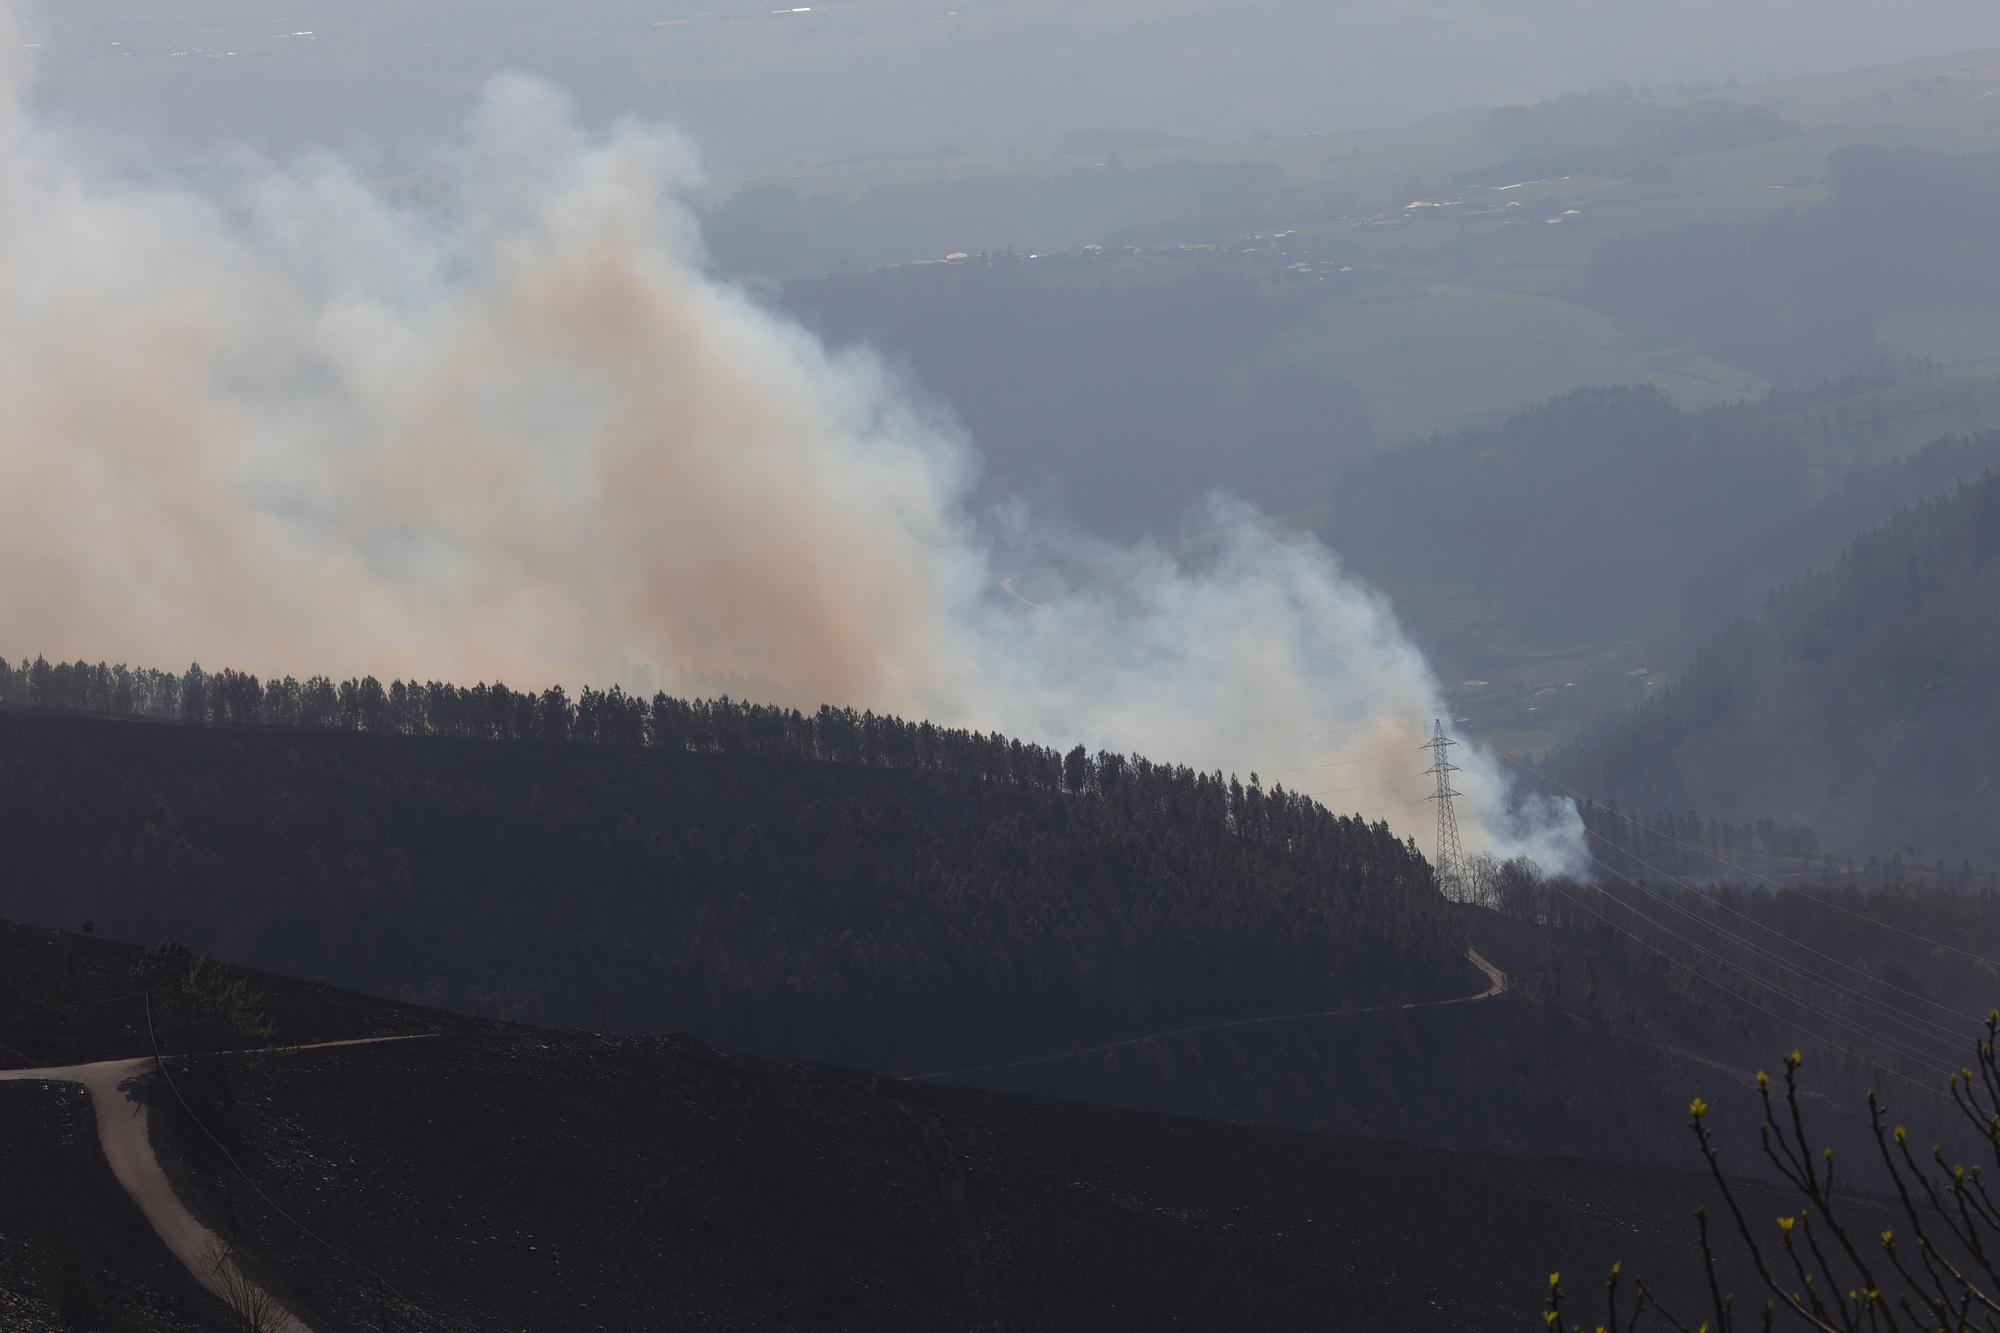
[0,675,1465,1073]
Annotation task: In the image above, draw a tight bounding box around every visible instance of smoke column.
[0,15,1582,872]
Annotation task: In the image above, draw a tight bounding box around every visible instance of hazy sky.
[17,0,2000,172]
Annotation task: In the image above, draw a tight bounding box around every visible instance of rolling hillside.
[0,696,1464,1075]
[3,687,1989,1175]
[0,920,1889,1332]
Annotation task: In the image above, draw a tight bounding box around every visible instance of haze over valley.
[5,2,2000,1328]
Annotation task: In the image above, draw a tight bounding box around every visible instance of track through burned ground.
[0,1035,436,1333]
[3,951,1508,1328]
[891,1095,1000,1331]
[905,948,1506,1083]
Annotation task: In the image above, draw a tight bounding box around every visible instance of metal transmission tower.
[1425,719,1467,900]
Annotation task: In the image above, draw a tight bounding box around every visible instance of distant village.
[887,178,1591,280]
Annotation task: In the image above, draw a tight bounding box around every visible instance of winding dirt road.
[905,947,1506,1083]
[0,1035,432,1332]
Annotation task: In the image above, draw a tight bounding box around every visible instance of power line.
[1294,721,1409,741]
[1236,719,1412,744]
[1272,745,1430,774]
[1584,822,1979,1033]
[1462,753,1976,1091]
[1343,794,1445,816]
[1289,791,1441,817]
[1577,852,1958,1080]
[1289,771,1432,800]
[1541,877,1951,1104]
[1377,795,1443,813]
[1581,830,1969,1058]
[1282,739,1966,1093]
[1498,755,2000,970]
[1785,884,2000,970]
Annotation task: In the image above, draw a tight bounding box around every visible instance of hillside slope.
[0,701,1463,1076]
[188,1026,1818,1333]
[0,922,1842,1333]
[4,685,1982,1171]
[1561,471,2000,864]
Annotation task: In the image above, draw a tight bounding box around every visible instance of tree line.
[0,655,1195,798]
[1574,799,1822,874]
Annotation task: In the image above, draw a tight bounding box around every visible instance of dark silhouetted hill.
[0,922,1868,1333]
[0,699,1462,1077]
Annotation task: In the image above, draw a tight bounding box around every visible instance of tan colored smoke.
[0,29,1580,869]
[2,74,969,708]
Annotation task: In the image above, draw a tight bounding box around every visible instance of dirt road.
[905,947,1506,1083]
[0,1035,433,1332]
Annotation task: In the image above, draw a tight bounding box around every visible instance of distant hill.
[1324,385,1811,651]
[1558,470,2000,865]
[1312,382,2000,758]
[1324,384,2000,646]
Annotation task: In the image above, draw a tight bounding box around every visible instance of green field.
[1261,277,1761,440]
[1774,375,2000,488]
[746,45,2000,448]
[1255,93,2000,441]
[1878,315,2000,379]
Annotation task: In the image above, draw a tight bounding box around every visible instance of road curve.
[0,1035,433,1332]
[905,947,1506,1083]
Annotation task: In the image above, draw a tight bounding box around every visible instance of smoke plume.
[0,17,1582,873]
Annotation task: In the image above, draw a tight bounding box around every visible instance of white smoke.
[0,16,1583,874]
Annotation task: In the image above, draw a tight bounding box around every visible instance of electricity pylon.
[1425,718,1466,901]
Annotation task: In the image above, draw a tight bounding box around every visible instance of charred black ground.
[0,919,1862,1333]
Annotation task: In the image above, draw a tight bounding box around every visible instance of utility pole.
[1425,718,1466,901]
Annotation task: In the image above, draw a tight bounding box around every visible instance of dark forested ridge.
[1558,469,2000,865]
[0,695,1462,1075]
[1669,429,2000,644]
